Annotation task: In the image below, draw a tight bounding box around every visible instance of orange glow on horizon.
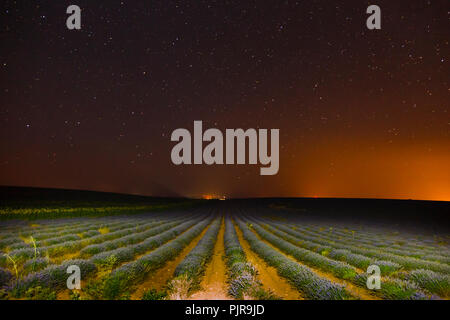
[202,194,227,200]
[284,140,450,202]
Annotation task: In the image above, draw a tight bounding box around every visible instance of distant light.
[202,194,226,200]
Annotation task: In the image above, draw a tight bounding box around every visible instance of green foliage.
[23,258,49,273]
[25,286,57,300]
[69,290,81,300]
[142,288,168,300]
[84,279,106,300]
[0,289,9,300]
[250,286,280,300]
[381,281,420,300]
[405,269,450,297]
[102,273,126,299]
[4,253,19,280]
[98,255,118,272]
[84,276,131,300]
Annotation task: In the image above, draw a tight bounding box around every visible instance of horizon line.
[1,184,449,203]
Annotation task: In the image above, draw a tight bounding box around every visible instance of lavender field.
[0,202,449,300]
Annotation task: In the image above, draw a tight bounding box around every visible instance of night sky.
[0,1,449,200]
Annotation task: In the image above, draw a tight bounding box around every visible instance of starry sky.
[0,1,449,200]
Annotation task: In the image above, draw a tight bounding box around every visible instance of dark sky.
[0,1,449,200]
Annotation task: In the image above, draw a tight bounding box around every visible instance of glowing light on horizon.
[202,194,227,200]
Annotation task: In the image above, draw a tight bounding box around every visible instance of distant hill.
[0,186,194,219]
[0,186,186,206]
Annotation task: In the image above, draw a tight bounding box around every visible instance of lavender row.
[88,217,204,267]
[0,219,144,250]
[300,223,450,262]
[248,218,440,298]
[224,217,270,299]
[3,216,206,296]
[79,220,184,257]
[18,218,188,275]
[265,220,450,296]
[171,217,221,293]
[286,219,450,258]
[261,217,450,274]
[235,218,353,300]
[256,219,402,275]
[0,218,175,266]
[101,216,214,299]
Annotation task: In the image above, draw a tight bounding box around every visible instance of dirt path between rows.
[130,222,212,300]
[189,218,230,300]
[233,220,303,300]
[55,222,210,300]
[248,224,381,300]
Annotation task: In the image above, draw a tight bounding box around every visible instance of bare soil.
[233,220,303,300]
[189,218,230,300]
[130,222,212,299]
[249,226,381,300]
